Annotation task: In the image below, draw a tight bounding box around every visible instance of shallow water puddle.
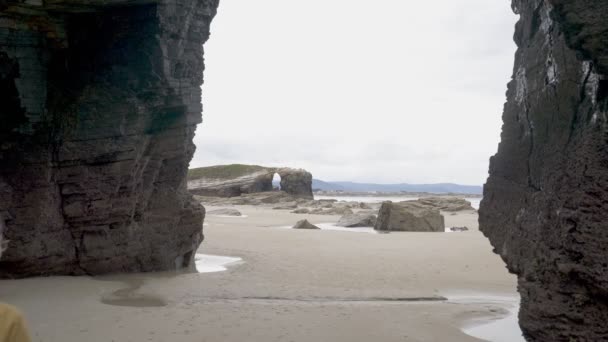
[100,277,168,308]
[315,223,377,234]
[448,294,524,342]
[195,253,242,273]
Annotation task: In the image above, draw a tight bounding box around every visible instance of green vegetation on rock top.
[188,164,271,180]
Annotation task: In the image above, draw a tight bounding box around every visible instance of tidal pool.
[195,253,242,273]
[448,294,524,342]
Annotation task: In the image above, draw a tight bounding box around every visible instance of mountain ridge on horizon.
[310,179,483,195]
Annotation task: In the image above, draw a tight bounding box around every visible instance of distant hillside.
[312,180,482,195]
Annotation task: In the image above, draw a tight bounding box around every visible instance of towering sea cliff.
[0,0,219,277]
[480,0,608,340]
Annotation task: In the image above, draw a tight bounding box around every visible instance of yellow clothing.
[0,304,31,342]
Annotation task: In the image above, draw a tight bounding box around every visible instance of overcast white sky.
[192,0,518,185]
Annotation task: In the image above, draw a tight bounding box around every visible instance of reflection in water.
[195,253,242,273]
[100,277,167,308]
[100,254,242,308]
[448,294,525,342]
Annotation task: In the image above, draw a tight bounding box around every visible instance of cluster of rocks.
[374,201,445,232]
[200,193,479,233]
[416,197,475,212]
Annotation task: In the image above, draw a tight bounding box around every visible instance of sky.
[192,0,519,186]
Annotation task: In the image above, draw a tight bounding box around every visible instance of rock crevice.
[481,0,608,340]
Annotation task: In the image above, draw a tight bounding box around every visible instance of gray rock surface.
[291,208,310,214]
[207,209,242,217]
[292,220,320,230]
[374,201,444,232]
[417,197,475,212]
[336,213,377,227]
[188,165,313,199]
[310,207,354,216]
[480,0,608,339]
[0,0,219,277]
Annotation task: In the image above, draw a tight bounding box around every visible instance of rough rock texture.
[277,168,313,199]
[188,165,313,199]
[292,219,319,230]
[417,197,475,212]
[480,0,608,340]
[0,0,219,277]
[374,201,444,232]
[309,207,354,216]
[336,213,377,228]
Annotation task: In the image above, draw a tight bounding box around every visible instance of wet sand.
[0,205,520,342]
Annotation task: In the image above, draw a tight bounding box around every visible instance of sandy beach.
[0,204,519,342]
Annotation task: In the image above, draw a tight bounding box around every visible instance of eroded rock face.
[374,201,444,232]
[480,0,608,340]
[188,165,314,199]
[0,0,219,277]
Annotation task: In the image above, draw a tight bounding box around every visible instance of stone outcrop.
[309,207,354,216]
[292,219,320,230]
[480,0,608,340]
[336,213,377,227]
[417,197,475,212]
[188,164,313,199]
[374,201,444,232]
[0,0,219,277]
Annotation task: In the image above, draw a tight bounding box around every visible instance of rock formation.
[374,201,444,232]
[0,0,219,277]
[336,213,377,227]
[188,164,313,199]
[417,197,475,212]
[292,219,320,230]
[480,0,608,340]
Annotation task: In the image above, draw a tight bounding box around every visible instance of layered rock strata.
[188,165,314,199]
[0,0,219,277]
[480,0,608,340]
[374,201,444,232]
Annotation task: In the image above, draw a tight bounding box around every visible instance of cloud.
[194,0,519,185]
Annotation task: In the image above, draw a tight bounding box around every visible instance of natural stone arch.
[272,172,282,190]
[187,165,313,199]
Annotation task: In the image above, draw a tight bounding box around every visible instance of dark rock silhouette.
[292,220,320,230]
[0,0,219,277]
[480,0,608,340]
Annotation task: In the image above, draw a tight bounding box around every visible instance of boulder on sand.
[374,201,444,232]
[336,213,377,227]
[292,219,320,230]
[291,208,310,214]
[207,208,242,216]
